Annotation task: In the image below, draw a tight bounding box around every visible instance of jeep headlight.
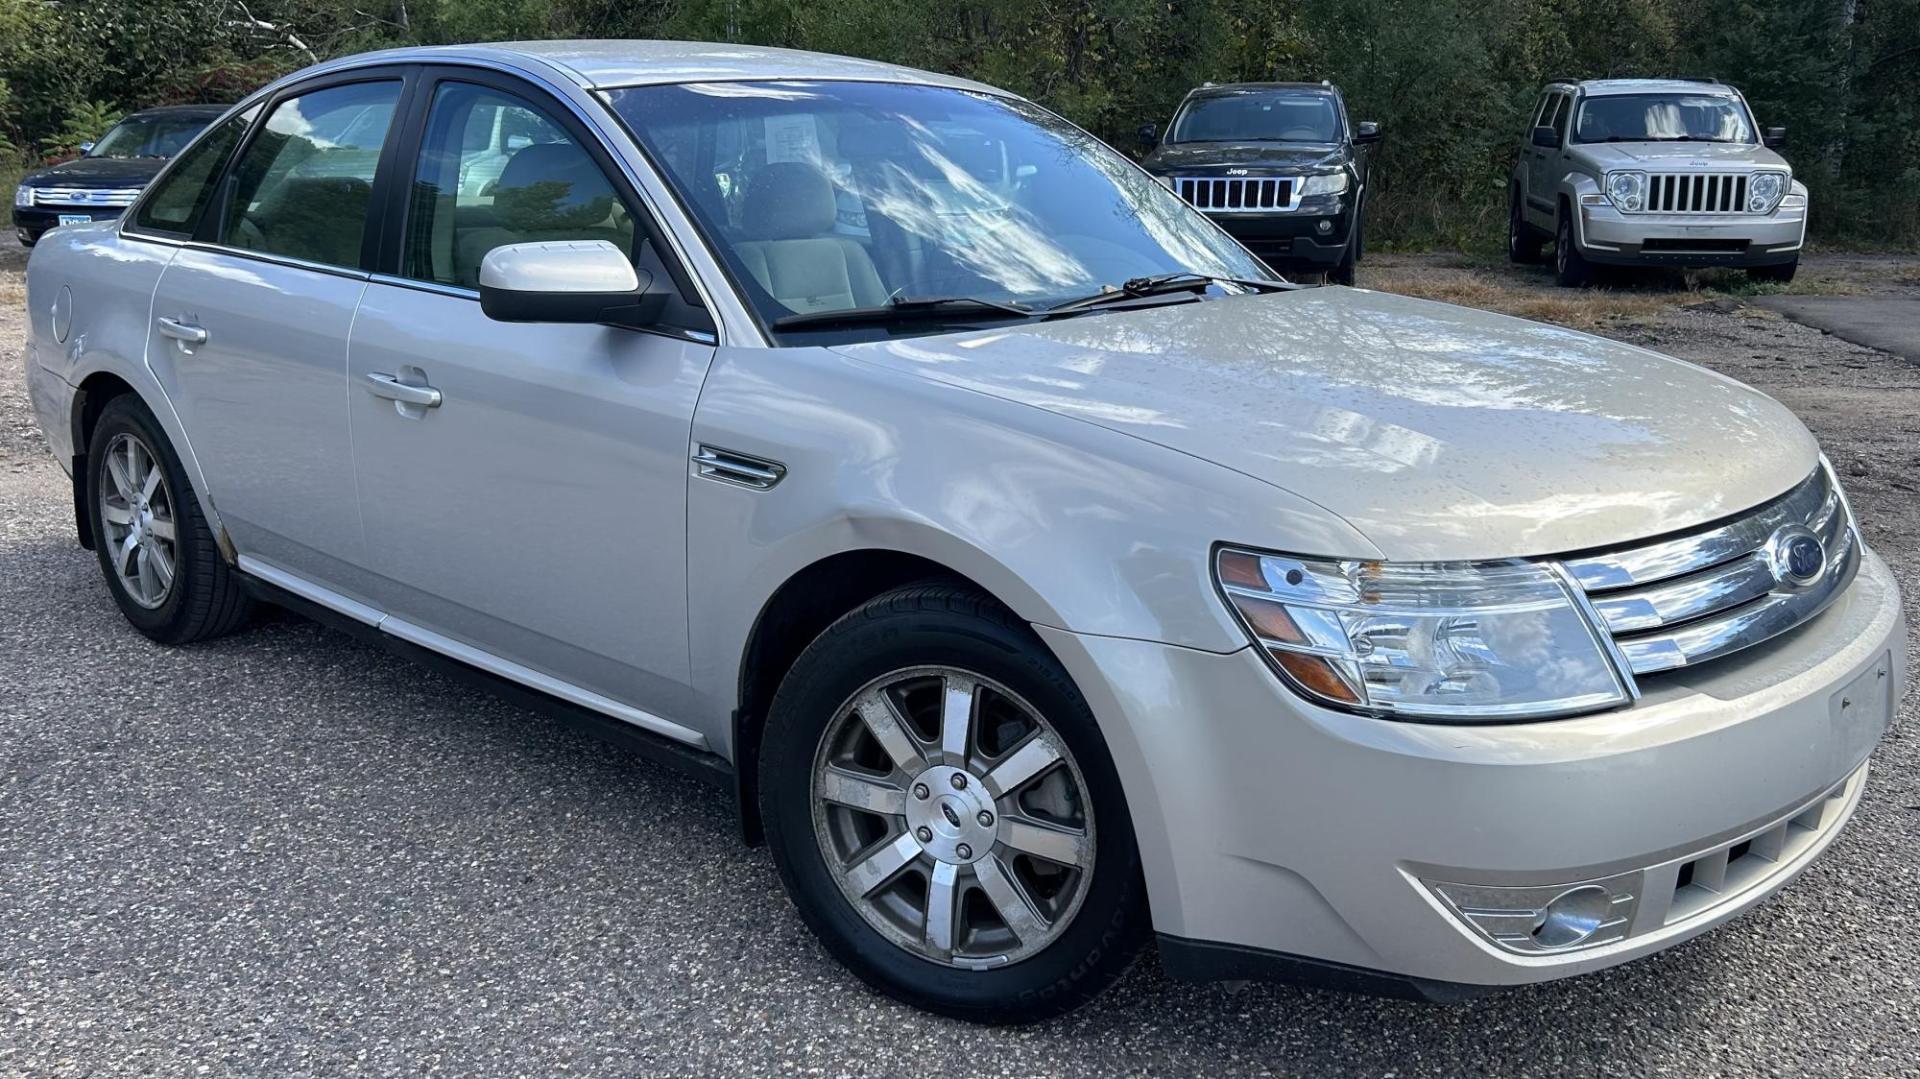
[13,184,31,208]
[1215,549,1633,721]
[1748,172,1787,213]
[1300,171,1350,196]
[1605,171,1646,212]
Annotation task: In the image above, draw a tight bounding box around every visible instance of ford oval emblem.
[1766,525,1826,589]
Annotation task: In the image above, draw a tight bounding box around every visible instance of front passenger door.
[346,75,716,724]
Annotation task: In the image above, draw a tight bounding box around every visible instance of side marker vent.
[693,445,786,490]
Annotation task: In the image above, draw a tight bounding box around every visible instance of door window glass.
[1550,94,1572,139]
[403,82,638,288]
[131,105,259,237]
[222,80,402,268]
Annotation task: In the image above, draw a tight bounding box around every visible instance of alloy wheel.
[810,665,1095,969]
[98,432,179,609]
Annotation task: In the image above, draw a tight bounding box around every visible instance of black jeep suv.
[1138,82,1379,283]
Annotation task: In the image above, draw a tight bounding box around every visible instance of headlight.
[1300,171,1350,196]
[1748,172,1787,213]
[13,185,31,208]
[1215,549,1633,721]
[1605,171,1646,212]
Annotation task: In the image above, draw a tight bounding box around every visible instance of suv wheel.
[1554,211,1593,287]
[759,582,1147,1023]
[86,394,254,643]
[1328,232,1358,285]
[1748,258,1798,284]
[1508,188,1544,264]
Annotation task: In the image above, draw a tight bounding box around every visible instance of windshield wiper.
[771,294,1033,331]
[1046,272,1291,315]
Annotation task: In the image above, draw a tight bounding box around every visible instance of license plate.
[56,214,90,227]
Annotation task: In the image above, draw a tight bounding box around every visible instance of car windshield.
[88,115,214,159]
[1170,90,1342,144]
[608,80,1267,341]
[1574,93,1755,144]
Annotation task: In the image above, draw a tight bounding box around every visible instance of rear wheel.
[760,583,1147,1023]
[86,395,253,644]
[1749,258,1798,284]
[1554,210,1593,287]
[1508,188,1544,264]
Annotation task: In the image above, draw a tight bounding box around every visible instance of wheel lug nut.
[912,783,929,800]
[915,826,933,844]
[950,773,967,790]
[956,843,973,860]
[977,811,993,827]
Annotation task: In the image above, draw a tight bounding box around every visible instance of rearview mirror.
[1136,122,1158,148]
[478,240,665,327]
[1354,121,1382,144]
[1530,125,1561,149]
[1762,126,1787,149]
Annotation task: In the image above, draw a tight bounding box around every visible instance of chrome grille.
[1559,467,1858,675]
[29,186,142,208]
[1644,173,1748,214]
[1175,176,1295,212]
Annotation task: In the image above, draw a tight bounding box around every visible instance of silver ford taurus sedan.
[21,41,1906,1022]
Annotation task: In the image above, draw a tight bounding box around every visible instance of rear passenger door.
[344,70,717,724]
[147,72,409,596]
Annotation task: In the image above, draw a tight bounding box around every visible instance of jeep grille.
[1175,176,1296,212]
[1642,173,1749,214]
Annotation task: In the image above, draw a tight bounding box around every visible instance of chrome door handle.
[156,317,208,345]
[364,371,442,408]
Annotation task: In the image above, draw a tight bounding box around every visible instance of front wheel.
[1554,211,1593,287]
[1749,258,1798,284]
[760,583,1147,1023]
[1327,234,1358,285]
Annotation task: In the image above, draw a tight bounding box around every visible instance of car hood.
[1143,142,1344,173]
[22,156,165,188]
[1571,142,1790,172]
[830,288,1818,561]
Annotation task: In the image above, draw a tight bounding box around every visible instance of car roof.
[1187,82,1336,96]
[1561,78,1739,98]
[125,104,230,119]
[296,39,1004,95]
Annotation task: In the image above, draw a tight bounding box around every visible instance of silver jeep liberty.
[22,43,1903,1022]
[1509,78,1807,286]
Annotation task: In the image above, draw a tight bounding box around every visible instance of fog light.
[1532,885,1614,948]
[1316,219,1333,234]
[1426,873,1637,955]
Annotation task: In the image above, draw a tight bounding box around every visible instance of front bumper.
[1200,192,1354,271]
[1038,545,1904,996]
[13,205,125,244]
[1575,199,1806,267]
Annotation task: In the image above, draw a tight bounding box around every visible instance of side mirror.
[1354,121,1382,143]
[1530,125,1561,149]
[1762,126,1787,149]
[478,240,665,327]
[78,141,95,154]
[1136,122,1158,148]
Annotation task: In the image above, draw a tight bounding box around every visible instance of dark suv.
[12,104,227,247]
[1138,82,1379,283]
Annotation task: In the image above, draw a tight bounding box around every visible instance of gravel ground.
[3,243,1918,1077]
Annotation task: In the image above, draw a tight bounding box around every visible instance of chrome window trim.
[121,50,753,348]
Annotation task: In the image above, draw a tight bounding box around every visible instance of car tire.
[1554,210,1593,287]
[1748,258,1798,284]
[1508,188,1544,264]
[1328,235,1358,286]
[759,581,1148,1023]
[86,394,254,644]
